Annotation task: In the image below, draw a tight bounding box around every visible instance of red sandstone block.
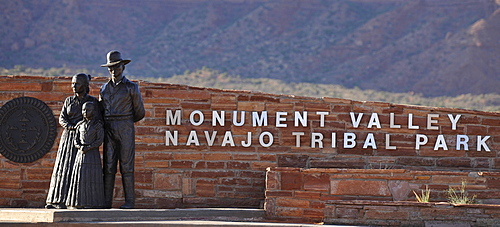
[466,125,488,135]
[265,198,276,216]
[0,82,42,91]
[233,153,258,161]
[191,170,235,178]
[331,180,391,197]
[240,170,265,178]
[365,210,409,220]
[432,175,475,184]
[230,125,258,135]
[135,125,163,135]
[25,92,65,102]
[144,161,170,168]
[397,157,435,166]
[226,161,251,169]
[206,161,226,169]
[264,103,294,112]
[482,117,500,126]
[303,208,324,218]
[170,161,194,169]
[21,181,50,190]
[236,94,252,102]
[250,95,279,103]
[310,201,326,209]
[25,168,52,180]
[144,152,173,161]
[139,136,164,144]
[135,171,153,184]
[253,178,266,187]
[0,190,23,198]
[211,102,237,110]
[144,97,179,105]
[234,186,259,193]
[332,104,352,114]
[265,190,293,198]
[154,173,181,190]
[252,161,276,170]
[280,171,303,190]
[51,81,73,93]
[457,115,481,124]
[420,207,465,218]
[0,91,23,101]
[436,158,472,168]
[277,154,309,168]
[195,180,216,197]
[204,153,231,161]
[276,207,303,217]
[304,173,329,192]
[295,191,321,200]
[322,97,352,104]
[237,102,265,111]
[415,176,431,180]
[182,178,194,196]
[180,102,211,110]
[22,192,47,204]
[220,177,252,186]
[335,207,361,219]
[487,126,500,135]
[174,153,203,160]
[211,94,236,102]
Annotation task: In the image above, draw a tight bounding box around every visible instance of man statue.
[99,50,145,209]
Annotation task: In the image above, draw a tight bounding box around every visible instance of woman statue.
[66,101,105,209]
[45,73,98,209]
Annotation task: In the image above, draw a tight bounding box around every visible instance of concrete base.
[0,208,346,226]
[0,208,265,223]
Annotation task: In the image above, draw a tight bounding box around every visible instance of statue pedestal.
[0,208,265,223]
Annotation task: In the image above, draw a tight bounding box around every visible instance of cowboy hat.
[100,50,131,67]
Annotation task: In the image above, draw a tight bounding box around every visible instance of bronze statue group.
[45,51,145,209]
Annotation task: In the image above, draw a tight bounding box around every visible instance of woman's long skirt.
[65,148,105,208]
[46,129,77,206]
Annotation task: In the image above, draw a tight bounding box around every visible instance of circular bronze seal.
[0,97,57,163]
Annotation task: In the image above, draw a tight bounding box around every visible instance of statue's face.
[108,63,124,78]
[72,76,86,94]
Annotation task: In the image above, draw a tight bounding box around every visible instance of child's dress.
[66,118,105,208]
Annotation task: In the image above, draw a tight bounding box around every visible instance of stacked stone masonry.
[266,167,500,225]
[0,75,499,209]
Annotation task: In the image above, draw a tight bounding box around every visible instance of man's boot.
[103,174,115,209]
[120,173,135,209]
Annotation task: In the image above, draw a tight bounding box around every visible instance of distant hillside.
[1,0,500,97]
[146,68,500,112]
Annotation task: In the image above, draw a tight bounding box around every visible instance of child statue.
[66,101,105,209]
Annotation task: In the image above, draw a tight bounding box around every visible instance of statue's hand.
[79,145,89,154]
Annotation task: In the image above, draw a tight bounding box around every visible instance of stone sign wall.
[0,75,499,208]
[265,167,500,223]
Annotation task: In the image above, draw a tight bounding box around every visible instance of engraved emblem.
[0,97,57,163]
